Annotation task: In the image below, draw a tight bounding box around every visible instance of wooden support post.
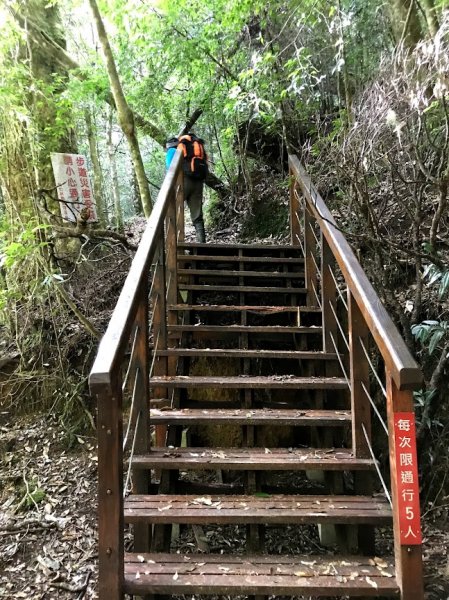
[348,292,374,554]
[348,292,371,456]
[152,242,169,447]
[166,195,178,314]
[151,241,172,552]
[175,171,185,245]
[386,376,424,600]
[289,176,302,248]
[94,379,124,600]
[321,236,338,353]
[132,292,151,552]
[166,193,179,380]
[304,203,319,307]
[319,237,346,550]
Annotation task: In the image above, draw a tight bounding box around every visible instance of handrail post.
[349,291,374,553]
[321,236,338,353]
[176,170,185,245]
[348,292,371,457]
[94,377,124,600]
[166,192,178,320]
[152,240,169,447]
[164,192,178,420]
[304,203,319,307]
[132,285,150,552]
[289,171,301,247]
[386,375,424,600]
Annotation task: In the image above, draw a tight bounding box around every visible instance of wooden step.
[124,494,391,525]
[168,304,321,313]
[174,480,244,496]
[124,553,398,596]
[167,325,322,335]
[157,348,337,360]
[150,375,347,390]
[149,407,351,426]
[131,448,374,471]
[178,269,305,279]
[179,242,302,252]
[178,254,304,264]
[179,284,307,294]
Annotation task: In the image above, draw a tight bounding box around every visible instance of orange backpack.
[177,134,208,180]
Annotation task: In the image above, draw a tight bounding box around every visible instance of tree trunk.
[2,1,77,223]
[421,0,440,37]
[0,0,88,409]
[107,112,124,232]
[337,0,352,122]
[178,108,204,136]
[85,107,107,226]
[389,0,423,48]
[87,0,153,217]
[131,169,142,216]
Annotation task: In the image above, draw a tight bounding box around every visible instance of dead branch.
[0,518,55,533]
[53,226,137,251]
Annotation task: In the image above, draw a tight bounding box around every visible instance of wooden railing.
[289,155,424,600]
[89,151,184,600]
[89,150,424,599]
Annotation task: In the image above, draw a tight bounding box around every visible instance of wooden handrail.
[89,151,183,600]
[288,155,422,391]
[289,155,424,599]
[90,152,183,387]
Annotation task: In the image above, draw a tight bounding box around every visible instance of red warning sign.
[393,412,422,545]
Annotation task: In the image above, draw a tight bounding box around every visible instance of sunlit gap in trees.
[0,7,8,30]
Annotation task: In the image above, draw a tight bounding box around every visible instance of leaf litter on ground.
[0,414,98,599]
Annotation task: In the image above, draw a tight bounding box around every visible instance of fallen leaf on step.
[193,496,214,506]
[137,555,145,563]
[173,572,179,580]
[374,557,388,568]
[366,576,378,588]
[211,451,226,459]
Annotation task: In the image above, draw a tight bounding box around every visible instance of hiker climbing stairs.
[90,152,424,599]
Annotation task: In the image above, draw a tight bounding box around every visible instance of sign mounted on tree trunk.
[51,153,97,222]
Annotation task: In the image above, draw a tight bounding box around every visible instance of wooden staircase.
[90,153,424,599]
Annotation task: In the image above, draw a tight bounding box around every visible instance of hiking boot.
[194,220,206,243]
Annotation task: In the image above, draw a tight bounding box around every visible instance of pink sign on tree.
[50,153,97,222]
